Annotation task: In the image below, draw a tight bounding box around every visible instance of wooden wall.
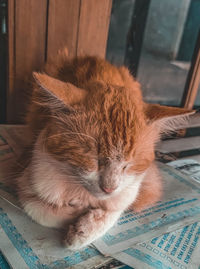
[7,0,112,123]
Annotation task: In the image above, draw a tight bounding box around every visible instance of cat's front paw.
[63,209,104,250]
[64,223,87,250]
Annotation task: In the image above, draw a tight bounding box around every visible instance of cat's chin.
[93,193,114,200]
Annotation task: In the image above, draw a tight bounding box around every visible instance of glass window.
[106,0,200,107]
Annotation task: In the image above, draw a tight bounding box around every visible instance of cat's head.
[32,72,194,199]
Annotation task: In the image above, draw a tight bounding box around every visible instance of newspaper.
[94,163,200,255]
[1,125,200,268]
[0,195,112,269]
[111,159,200,269]
[167,159,200,183]
[114,221,200,269]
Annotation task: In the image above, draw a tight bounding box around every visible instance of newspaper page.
[168,159,200,183]
[0,196,111,269]
[114,221,200,269]
[94,163,200,255]
[113,159,200,269]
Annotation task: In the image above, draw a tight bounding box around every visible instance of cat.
[16,50,194,250]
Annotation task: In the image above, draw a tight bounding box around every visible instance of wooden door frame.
[181,30,200,109]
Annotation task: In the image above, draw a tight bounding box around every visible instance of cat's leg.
[16,162,87,228]
[16,167,68,228]
[20,194,89,229]
[131,164,162,212]
[64,209,121,250]
[22,199,68,228]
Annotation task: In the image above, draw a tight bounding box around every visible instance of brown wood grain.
[15,0,47,122]
[7,0,112,123]
[47,0,81,60]
[181,31,200,109]
[77,0,112,58]
[15,0,47,77]
[7,0,47,123]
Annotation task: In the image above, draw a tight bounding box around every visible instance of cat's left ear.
[144,103,196,133]
[33,72,87,110]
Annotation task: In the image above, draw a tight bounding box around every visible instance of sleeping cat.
[16,50,193,249]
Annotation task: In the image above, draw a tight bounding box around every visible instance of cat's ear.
[33,72,87,110]
[144,103,195,133]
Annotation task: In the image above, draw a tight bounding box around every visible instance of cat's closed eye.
[122,164,128,171]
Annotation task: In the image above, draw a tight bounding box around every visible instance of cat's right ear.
[144,103,195,133]
[32,72,87,110]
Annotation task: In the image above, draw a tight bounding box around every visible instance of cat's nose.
[99,176,117,193]
[101,186,116,193]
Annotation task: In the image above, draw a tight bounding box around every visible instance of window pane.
[106,0,200,107]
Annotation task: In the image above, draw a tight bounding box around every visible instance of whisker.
[65,182,82,185]
[0,171,23,181]
[65,176,91,186]
[79,178,92,186]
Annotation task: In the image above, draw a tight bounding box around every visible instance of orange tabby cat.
[16,50,193,249]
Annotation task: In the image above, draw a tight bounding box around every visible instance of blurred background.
[106,0,200,106]
[0,0,200,124]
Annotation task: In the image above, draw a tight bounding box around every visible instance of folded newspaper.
[0,125,200,269]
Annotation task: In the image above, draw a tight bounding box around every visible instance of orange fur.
[16,50,193,248]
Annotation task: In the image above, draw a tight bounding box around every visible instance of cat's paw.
[64,223,86,250]
[63,209,104,250]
